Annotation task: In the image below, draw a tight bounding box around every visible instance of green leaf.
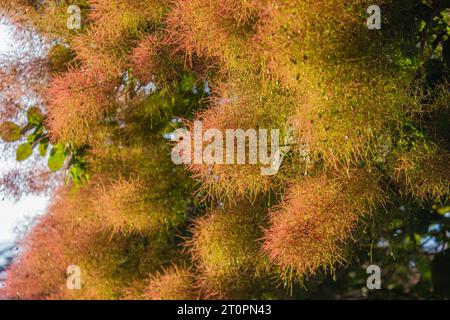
[38,140,49,157]
[27,107,44,126]
[437,206,450,216]
[68,165,82,184]
[48,145,67,172]
[0,121,21,142]
[16,143,33,161]
[180,74,195,92]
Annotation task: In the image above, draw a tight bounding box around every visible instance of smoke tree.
[0,0,449,299]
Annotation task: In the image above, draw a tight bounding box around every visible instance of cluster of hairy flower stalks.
[95,178,169,235]
[165,0,265,67]
[392,145,450,203]
[0,184,187,299]
[162,0,423,204]
[142,266,199,300]
[262,170,386,281]
[186,77,297,201]
[0,0,449,299]
[46,66,119,146]
[186,200,271,298]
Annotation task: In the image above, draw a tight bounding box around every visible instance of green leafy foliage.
[27,107,44,126]
[180,74,195,92]
[0,121,21,142]
[16,143,33,161]
[1,104,89,184]
[48,144,67,172]
[38,139,49,157]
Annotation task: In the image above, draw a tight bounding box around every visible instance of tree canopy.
[0,0,449,299]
